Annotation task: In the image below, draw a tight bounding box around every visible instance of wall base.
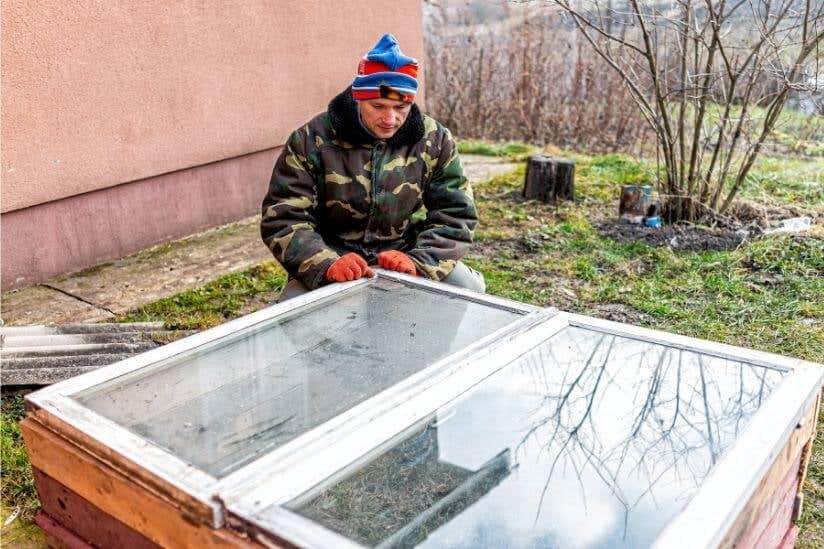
[2,148,278,291]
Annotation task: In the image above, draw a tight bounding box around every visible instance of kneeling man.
[261,34,484,300]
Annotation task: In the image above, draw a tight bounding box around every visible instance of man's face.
[359,98,412,139]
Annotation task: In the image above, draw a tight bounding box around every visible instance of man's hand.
[377,251,417,276]
[325,253,375,282]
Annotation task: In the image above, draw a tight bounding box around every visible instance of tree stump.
[522,154,575,202]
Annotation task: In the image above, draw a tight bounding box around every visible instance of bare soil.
[597,222,747,251]
[590,303,653,325]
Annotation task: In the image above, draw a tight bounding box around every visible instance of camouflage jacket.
[261,87,477,289]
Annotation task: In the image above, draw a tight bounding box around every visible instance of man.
[261,34,484,300]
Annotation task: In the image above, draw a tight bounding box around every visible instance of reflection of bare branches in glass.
[515,327,784,538]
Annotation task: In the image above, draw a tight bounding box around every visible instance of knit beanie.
[352,34,418,102]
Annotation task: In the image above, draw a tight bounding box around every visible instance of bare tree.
[517,328,782,538]
[553,0,823,221]
[423,1,655,152]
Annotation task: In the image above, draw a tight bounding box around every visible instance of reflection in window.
[288,327,784,548]
[293,418,511,547]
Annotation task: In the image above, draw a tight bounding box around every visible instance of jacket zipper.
[366,141,385,248]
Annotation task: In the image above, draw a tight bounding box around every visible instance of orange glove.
[325,253,374,283]
[377,251,417,276]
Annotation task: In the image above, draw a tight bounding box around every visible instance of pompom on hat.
[352,34,418,102]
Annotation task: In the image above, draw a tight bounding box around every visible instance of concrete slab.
[46,218,271,315]
[2,286,114,326]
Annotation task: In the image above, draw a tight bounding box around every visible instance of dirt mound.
[723,199,819,230]
[592,303,652,324]
[598,222,746,251]
[723,199,771,229]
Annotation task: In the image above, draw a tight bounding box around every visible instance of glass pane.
[74,278,521,477]
[286,326,785,548]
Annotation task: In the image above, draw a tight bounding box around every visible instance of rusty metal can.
[619,185,652,224]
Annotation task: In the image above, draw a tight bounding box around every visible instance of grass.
[115,261,287,329]
[1,395,38,522]
[457,139,534,160]
[1,145,821,545]
[673,103,823,204]
[737,154,823,205]
[729,103,823,157]
[469,152,823,356]
[672,102,824,157]
[297,422,472,546]
[800,406,824,548]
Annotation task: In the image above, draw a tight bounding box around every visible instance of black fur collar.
[327,86,425,147]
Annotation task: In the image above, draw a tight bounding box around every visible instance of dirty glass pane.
[74,278,521,477]
[286,326,785,548]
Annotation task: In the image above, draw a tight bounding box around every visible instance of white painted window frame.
[23,270,542,528]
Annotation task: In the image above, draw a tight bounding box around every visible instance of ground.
[1,146,822,547]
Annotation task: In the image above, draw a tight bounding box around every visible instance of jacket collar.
[327,86,425,147]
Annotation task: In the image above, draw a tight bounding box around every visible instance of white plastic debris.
[4,507,20,527]
[620,213,644,225]
[765,217,812,234]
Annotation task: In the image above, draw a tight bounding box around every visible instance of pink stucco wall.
[0,1,424,289]
[1,1,424,213]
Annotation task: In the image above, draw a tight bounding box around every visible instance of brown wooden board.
[25,403,218,527]
[733,453,800,549]
[778,526,799,549]
[21,417,261,549]
[793,392,821,521]
[753,475,800,549]
[33,467,159,549]
[718,396,819,548]
[35,511,95,549]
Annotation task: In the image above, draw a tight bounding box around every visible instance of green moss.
[1,395,38,521]
[116,261,287,330]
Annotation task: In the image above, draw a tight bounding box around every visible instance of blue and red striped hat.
[352,34,418,102]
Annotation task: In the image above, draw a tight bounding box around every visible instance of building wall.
[1,1,424,289]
